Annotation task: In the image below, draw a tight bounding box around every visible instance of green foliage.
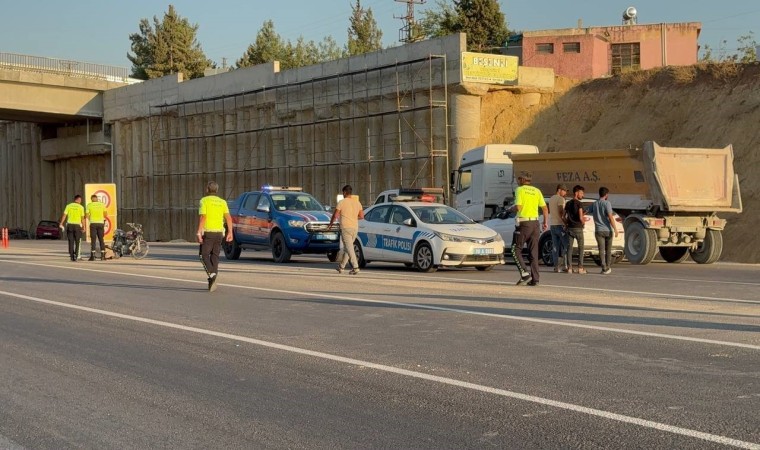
[701,33,757,63]
[347,0,383,56]
[419,0,458,39]
[237,20,290,68]
[419,0,509,52]
[238,21,347,70]
[127,5,210,80]
[734,32,758,63]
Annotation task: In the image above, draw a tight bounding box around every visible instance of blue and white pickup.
[223,186,340,263]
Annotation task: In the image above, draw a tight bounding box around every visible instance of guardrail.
[0,52,131,83]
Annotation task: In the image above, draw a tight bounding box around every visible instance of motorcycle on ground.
[109,222,149,259]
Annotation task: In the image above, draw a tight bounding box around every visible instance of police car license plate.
[474,248,493,255]
[316,232,338,240]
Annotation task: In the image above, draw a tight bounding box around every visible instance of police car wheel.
[327,250,338,262]
[414,243,437,273]
[353,241,367,268]
[271,232,292,263]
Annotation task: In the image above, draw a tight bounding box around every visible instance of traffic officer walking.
[86,194,108,261]
[196,181,234,292]
[509,172,549,286]
[59,194,85,262]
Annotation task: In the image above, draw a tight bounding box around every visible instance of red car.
[35,220,62,240]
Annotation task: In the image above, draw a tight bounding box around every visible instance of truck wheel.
[624,222,657,265]
[475,265,494,271]
[414,242,437,273]
[659,247,689,263]
[327,250,338,262]
[689,230,723,264]
[223,237,242,260]
[271,232,292,263]
[538,233,553,266]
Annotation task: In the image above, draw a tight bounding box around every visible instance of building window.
[611,43,641,74]
[536,43,554,54]
[563,42,581,53]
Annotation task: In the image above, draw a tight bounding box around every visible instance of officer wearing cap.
[197,181,234,292]
[509,172,548,286]
[86,194,108,261]
[59,194,85,262]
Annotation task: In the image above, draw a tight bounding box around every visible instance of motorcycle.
[110,222,149,259]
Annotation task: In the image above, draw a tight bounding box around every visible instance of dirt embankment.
[481,64,760,263]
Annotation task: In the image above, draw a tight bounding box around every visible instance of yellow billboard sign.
[461,52,519,85]
[84,183,118,242]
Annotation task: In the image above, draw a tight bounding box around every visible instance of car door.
[359,205,391,260]
[251,194,275,245]
[234,193,260,244]
[384,205,416,262]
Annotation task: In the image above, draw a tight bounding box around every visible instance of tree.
[347,0,383,56]
[127,5,210,79]
[419,0,458,38]
[317,36,346,61]
[419,0,509,53]
[237,20,290,68]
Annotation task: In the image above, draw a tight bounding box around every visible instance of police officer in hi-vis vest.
[59,194,85,261]
[86,194,108,261]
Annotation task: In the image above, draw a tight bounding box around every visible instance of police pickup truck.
[223,186,340,263]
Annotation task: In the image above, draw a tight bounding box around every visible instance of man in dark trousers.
[197,181,234,292]
[564,185,587,274]
[59,194,85,262]
[509,172,548,286]
[587,186,619,274]
[86,194,108,261]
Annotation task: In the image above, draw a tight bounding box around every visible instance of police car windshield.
[411,206,473,225]
[269,193,324,212]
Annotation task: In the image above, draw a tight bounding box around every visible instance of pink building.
[517,22,701,80]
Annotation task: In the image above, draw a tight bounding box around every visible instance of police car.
[224,186,340,263]
[355,194,505,272]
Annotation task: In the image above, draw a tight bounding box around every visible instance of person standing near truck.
[197,181,234,292]
[510,172,548,286]
[86,194,108,261]
[328,184,365,275]
[563,185,587,274]
[59,194,85,262]
[587,186,619,275]
[548,184,568,272]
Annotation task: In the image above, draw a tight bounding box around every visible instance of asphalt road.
[0,241,758,449]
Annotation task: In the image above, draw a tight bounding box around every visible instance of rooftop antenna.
[395,0,426,43]
[622,6,638,25]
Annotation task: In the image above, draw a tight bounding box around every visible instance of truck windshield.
[457,170,471,193]
[411,206,474,225]
[270,193,325,211]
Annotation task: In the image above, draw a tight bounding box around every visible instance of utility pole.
[395,0,426,43]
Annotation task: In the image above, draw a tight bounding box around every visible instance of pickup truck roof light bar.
[261,185,303,192]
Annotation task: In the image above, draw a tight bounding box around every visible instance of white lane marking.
[2,260,759,350]
[0,289,757,449]
[5,251,760,303]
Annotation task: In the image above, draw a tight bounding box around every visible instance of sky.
[1,0,758,69]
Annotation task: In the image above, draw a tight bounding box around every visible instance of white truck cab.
[451,144,539,221]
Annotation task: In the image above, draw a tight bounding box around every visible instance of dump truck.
[507,141,743,265]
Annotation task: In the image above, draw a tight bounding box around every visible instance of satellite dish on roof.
[623,6,638,25]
